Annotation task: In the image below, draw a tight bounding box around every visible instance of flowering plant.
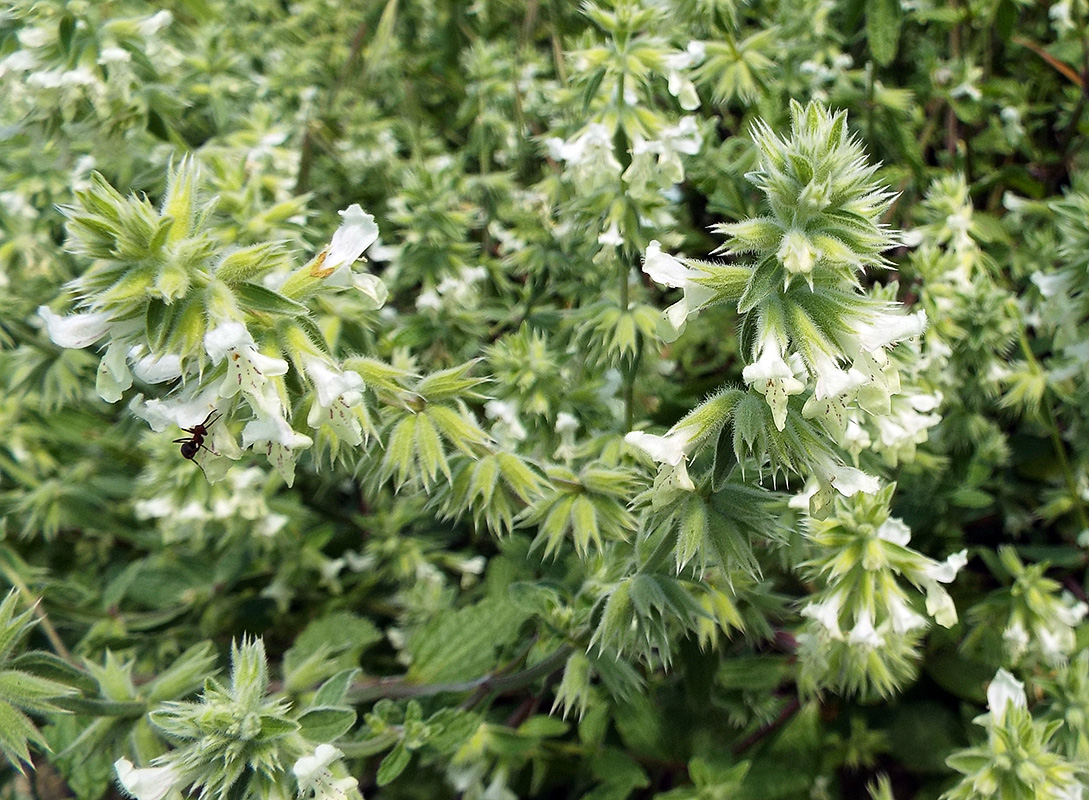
[2,1,1089,800]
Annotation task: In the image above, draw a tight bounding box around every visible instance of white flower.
[926,549,968,583]
[788,480,821,511]
[624,429,694,466]
[922,580,959,628]
[598,220,623,247]
[137,10,173,37]
[808,348,867,401]
[204,321,289,403]
[546,123,622,185]
[825,463,880,497]
[130,388,220,433]
[114,759,180,800]
[242,411,312,450]
[244,418,313,487]
[854,309,928,353]
[555,412,579,435]
[1002,619,1030,659]
[294,744,358,800]
[778,230,817,277]
[38,306,111,348]
[97,341,133,403]
[663,42,705,110]
[98,46,132,65]
[1037,624,1073,664]
[204,321,252,362]
[876,517,912,547]
[642,241,689,289]
[0,50,38,75]
[321,204,380,280]
[801,594,844,638]
[1056,592,1089,627]
[627,427,700,496]
[304,359,366,446]
[131,352,183,384]
[848,609,884,648]
[306,359,364,409]
[485,399,527,442]
[888,595,928,634]
[986,669,1026,725]
[416,289,442,310]
[742,335,805,431]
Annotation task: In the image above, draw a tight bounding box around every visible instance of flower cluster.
[794,484,967,698]
[39,161,385,484]
[944,670,1085,800]
[966,547,1088,668]
[637,101,928,505]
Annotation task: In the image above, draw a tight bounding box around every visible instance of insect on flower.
[174,409,220,460]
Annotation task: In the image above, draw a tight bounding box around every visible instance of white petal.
[249,350,289,377]
[555,412,579,434]
[242,406,312,449]
[324,204,379,273]
[38,306,111,348]
[132,353,183,383]
[987,669,1026,724]
[923,580,959,627]
[203,321,253,363]
[876,517,911,547]
[828,465,880,497]
[642,241,689,288]
[114,759,179,800]
[801,596,843,637]
[625,430,688,466]
[856,310,927,352]
[888,595,928,633]
[848,610,884,648]
[97,341,133,403]
[926,549,968,583]
[305,359,363,407]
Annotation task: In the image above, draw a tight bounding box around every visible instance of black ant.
[174,409,220,460]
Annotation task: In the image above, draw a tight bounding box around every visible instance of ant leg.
[195,441,221,457]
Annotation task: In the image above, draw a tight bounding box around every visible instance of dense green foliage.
[2,1,1089,799]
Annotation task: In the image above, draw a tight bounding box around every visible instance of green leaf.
[0,700,40,772]
[297,707,357,743]
[414,412,450,485]
[866,0,901,65]
[517,715,569,738]
[376,741,412,786]
[676,499,707,572]
[58,15,77,54]
[737,256,778,314]
[236,282,310,317]
[145,298,177,352]
[711,423,738,491]
[9,652,95,695]
[313,669,362,708]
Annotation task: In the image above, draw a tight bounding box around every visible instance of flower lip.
[986,668,1026,725]
[323,204,379,274]
[38,306,111,348]
[114,759,180,800]
[642,241,689,288]
[624,429,692,466]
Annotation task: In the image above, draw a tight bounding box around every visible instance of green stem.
[0,555,73,664]
[347,644,574,704]
[1015,327,1089,533]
